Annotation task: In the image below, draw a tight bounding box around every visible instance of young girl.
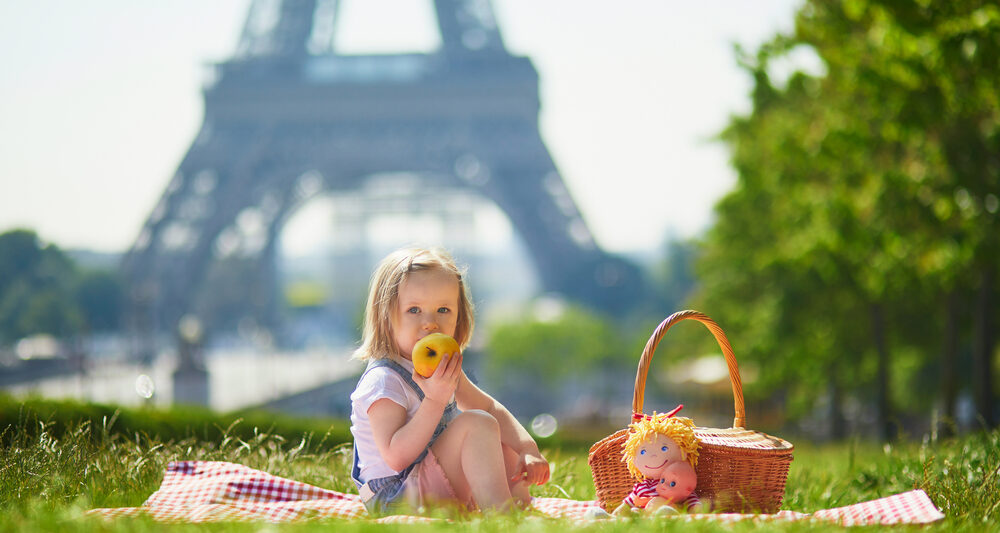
[349,246,550,514]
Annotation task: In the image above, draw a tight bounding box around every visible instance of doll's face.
[655,461,697,503]
[634,433,685,478]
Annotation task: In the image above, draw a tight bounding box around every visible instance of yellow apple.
[411,333,460,378]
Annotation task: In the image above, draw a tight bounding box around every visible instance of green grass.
[0,394,353,448]
[1,404,998,532]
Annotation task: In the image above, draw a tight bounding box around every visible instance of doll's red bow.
[632,404,683,422]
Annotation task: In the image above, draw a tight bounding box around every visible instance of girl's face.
[634,433,685,478]
[392,269,460,359]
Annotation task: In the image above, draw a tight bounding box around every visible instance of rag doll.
[614,405,701,515]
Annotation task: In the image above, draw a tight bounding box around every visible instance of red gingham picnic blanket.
[86,461,944,526]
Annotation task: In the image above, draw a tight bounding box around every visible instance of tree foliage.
[0,229,122,344]
[484,305,626,383]
[696,0,1000,438]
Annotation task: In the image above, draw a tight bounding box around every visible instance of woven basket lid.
[694,427,793,453]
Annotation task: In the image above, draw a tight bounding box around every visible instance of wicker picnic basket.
[588,310,793,513]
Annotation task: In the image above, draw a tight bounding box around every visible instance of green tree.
[798,0,1000,434]
[18,289,83,339]
[697,0,1000,438]
[485,306,623,381]
[0,230,81,343]
[0,229,123,343]
[74,270,123,332]
[0,229,44,296]
[483,305,633,417]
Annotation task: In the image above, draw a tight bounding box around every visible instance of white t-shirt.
[349,355,425,482]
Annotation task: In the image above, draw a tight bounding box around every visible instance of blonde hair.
[621,413,700,480]
[353,246,475,361]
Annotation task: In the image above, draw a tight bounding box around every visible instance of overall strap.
[362,357,459,432]
[364,358,426,400]
[366,357,459,423]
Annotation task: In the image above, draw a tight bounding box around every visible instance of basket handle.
[632,310,746,429]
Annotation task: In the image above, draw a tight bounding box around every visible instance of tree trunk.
[972,268,996,429]
[938,290,960,438]
[829,365,846,440]
[871,302,895,441]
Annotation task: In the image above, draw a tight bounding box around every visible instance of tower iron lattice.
[122,0,644,349]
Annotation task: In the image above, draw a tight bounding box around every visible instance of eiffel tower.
[122,0,644,343]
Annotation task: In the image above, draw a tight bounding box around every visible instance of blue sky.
[0,0,805,255]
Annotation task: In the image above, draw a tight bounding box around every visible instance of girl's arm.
[368,353,463,472]
[455,372,550,485]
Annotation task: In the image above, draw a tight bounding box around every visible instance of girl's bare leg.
[431,410,513,510]
[502,443,531,507]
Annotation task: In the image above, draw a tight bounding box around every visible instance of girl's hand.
[412,351,462,406]
[511,449,551,486]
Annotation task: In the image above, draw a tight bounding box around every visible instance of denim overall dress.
[351,358,459,515]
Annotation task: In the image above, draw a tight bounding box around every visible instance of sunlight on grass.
[1,410,997,531]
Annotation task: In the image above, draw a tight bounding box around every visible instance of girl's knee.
[454,409,500,435]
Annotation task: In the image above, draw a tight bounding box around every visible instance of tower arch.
[122,0,644,343]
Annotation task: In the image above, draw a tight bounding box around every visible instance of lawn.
[1,403,997,532]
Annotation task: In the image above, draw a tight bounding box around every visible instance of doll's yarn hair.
[621,412,700,481]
